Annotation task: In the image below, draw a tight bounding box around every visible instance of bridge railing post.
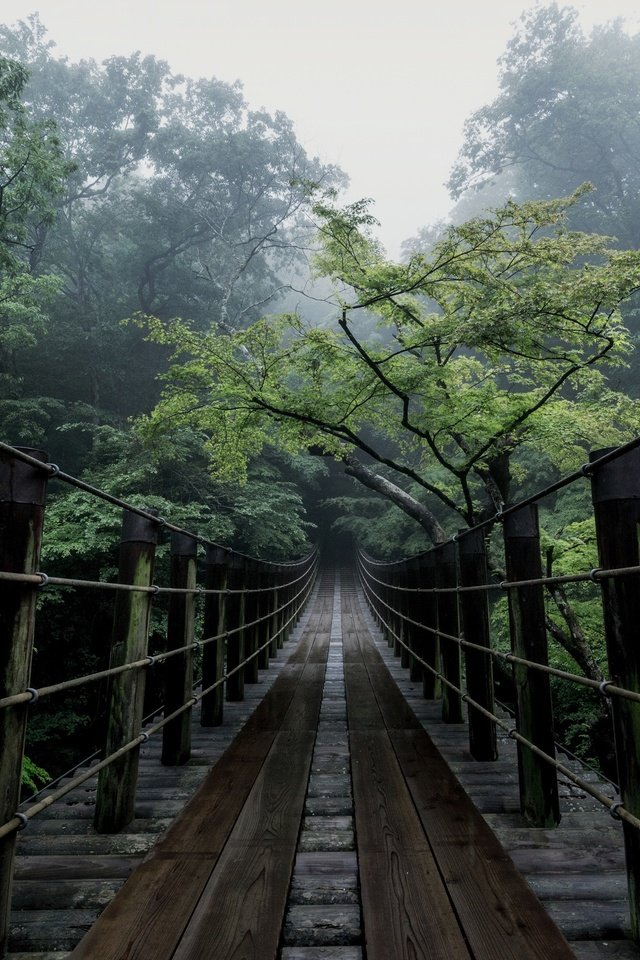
[161,531,198,766]
[388,567,398,650]
[280,565,292,645]
[201,546,228,727]
[435,541,463,723]
[458,528,498,761]
[389,563,406,666]
[94,507,159,833]
[269,565,280,657]
[398,564,410,669]
[0,447,49,958]
[257,565,270,670]
[589,445,640,942]
[226,554,246,702]
[406,557,422,683]
[503,504,560,827]
[419,551,440,700]
[243,560,259,685]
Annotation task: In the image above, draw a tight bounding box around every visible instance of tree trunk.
[343,455,447,544]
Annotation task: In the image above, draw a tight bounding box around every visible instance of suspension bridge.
[1,440,640,959]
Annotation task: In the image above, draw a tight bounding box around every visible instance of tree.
[139,190,640,681]
[448,5,640,249]
[0,15,342,461]
[142,189,640,538]
[0,53,70,438]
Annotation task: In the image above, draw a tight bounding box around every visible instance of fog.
[5,0,640,254]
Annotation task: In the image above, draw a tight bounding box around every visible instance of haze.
[5,0,640,255]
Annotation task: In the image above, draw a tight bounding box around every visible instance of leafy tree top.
[140,189,640,537]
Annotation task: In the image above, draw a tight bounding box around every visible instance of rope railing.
[355,438,640,943]
[0,564,312,596]
[0,558,319,711]
[361,580,639,831]
[358,556,640,594]
[0,560,317,843]
[357,557,640,707]
[0,440,313,569]
[0,442,319,948]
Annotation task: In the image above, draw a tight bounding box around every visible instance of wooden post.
[257,566,270,669]
[94,509,159,833]
[243,560,259,684]
[225,554,245,702]
[392,567,402,657]
[419,551,440,700]
[406,557,422,683]
[279,565,292,645]
[275,565,286,650]
[0,447,49,957]
[503,505,560,827]
[589,445,640,940]
[200,546,227,727]
[384,567,395,649]
[458,528,498,761]
[399,564,410,669]
[269,565,280,658]
[435,541,463,723]
[161,532,197,766]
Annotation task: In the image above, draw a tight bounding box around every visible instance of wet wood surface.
[342,574,577,960]
[9,568,639,959]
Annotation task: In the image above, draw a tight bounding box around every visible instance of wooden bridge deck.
[8,568,638,959]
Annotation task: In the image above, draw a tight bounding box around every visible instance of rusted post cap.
[590,447,640,503]
[0,448,49,505]
[503,503,539,539]
[170,531,198,557]
[205,544,230,565]
[121,508,161,544]
[457,527,485,556]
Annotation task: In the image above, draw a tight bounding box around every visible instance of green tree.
[0,15,341,464]
[142,190,640,535]
[449,5,640,248]
[140,190,640,678]
[0,53,70,439]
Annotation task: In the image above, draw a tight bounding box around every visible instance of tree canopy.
[449,4,640,249]
[142,189,640,542]
[0,15,342,458]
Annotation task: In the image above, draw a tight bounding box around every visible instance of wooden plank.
[68,588,331,959]
[390,729,577,960]
[545,901,630,940]
[343,585,578,960]
[172,728,318,959]
[12,879,123,909]
[14,857,137,881]
[343,596,471,960]
[349,730,471,960]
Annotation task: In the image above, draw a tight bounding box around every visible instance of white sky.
[4,0,640,256]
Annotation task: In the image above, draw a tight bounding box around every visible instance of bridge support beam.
[435,541,463,723]
[0,447,49,958]
[226,554,246,702]
[201,546,227,726]
[590,445,640,942]
[458,528,498,761]
[162,532,198,765]
[503,504,560,827]
[94,508,159,833]
[418,552,440,700]
[243,561,259,684]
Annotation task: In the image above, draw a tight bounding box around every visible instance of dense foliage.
[2,6,639,778]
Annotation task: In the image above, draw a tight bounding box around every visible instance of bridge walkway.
[8,567,633,959]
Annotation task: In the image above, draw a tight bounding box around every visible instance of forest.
[1,4,640,782]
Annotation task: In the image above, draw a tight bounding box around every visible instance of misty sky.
[5,0,640,255]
